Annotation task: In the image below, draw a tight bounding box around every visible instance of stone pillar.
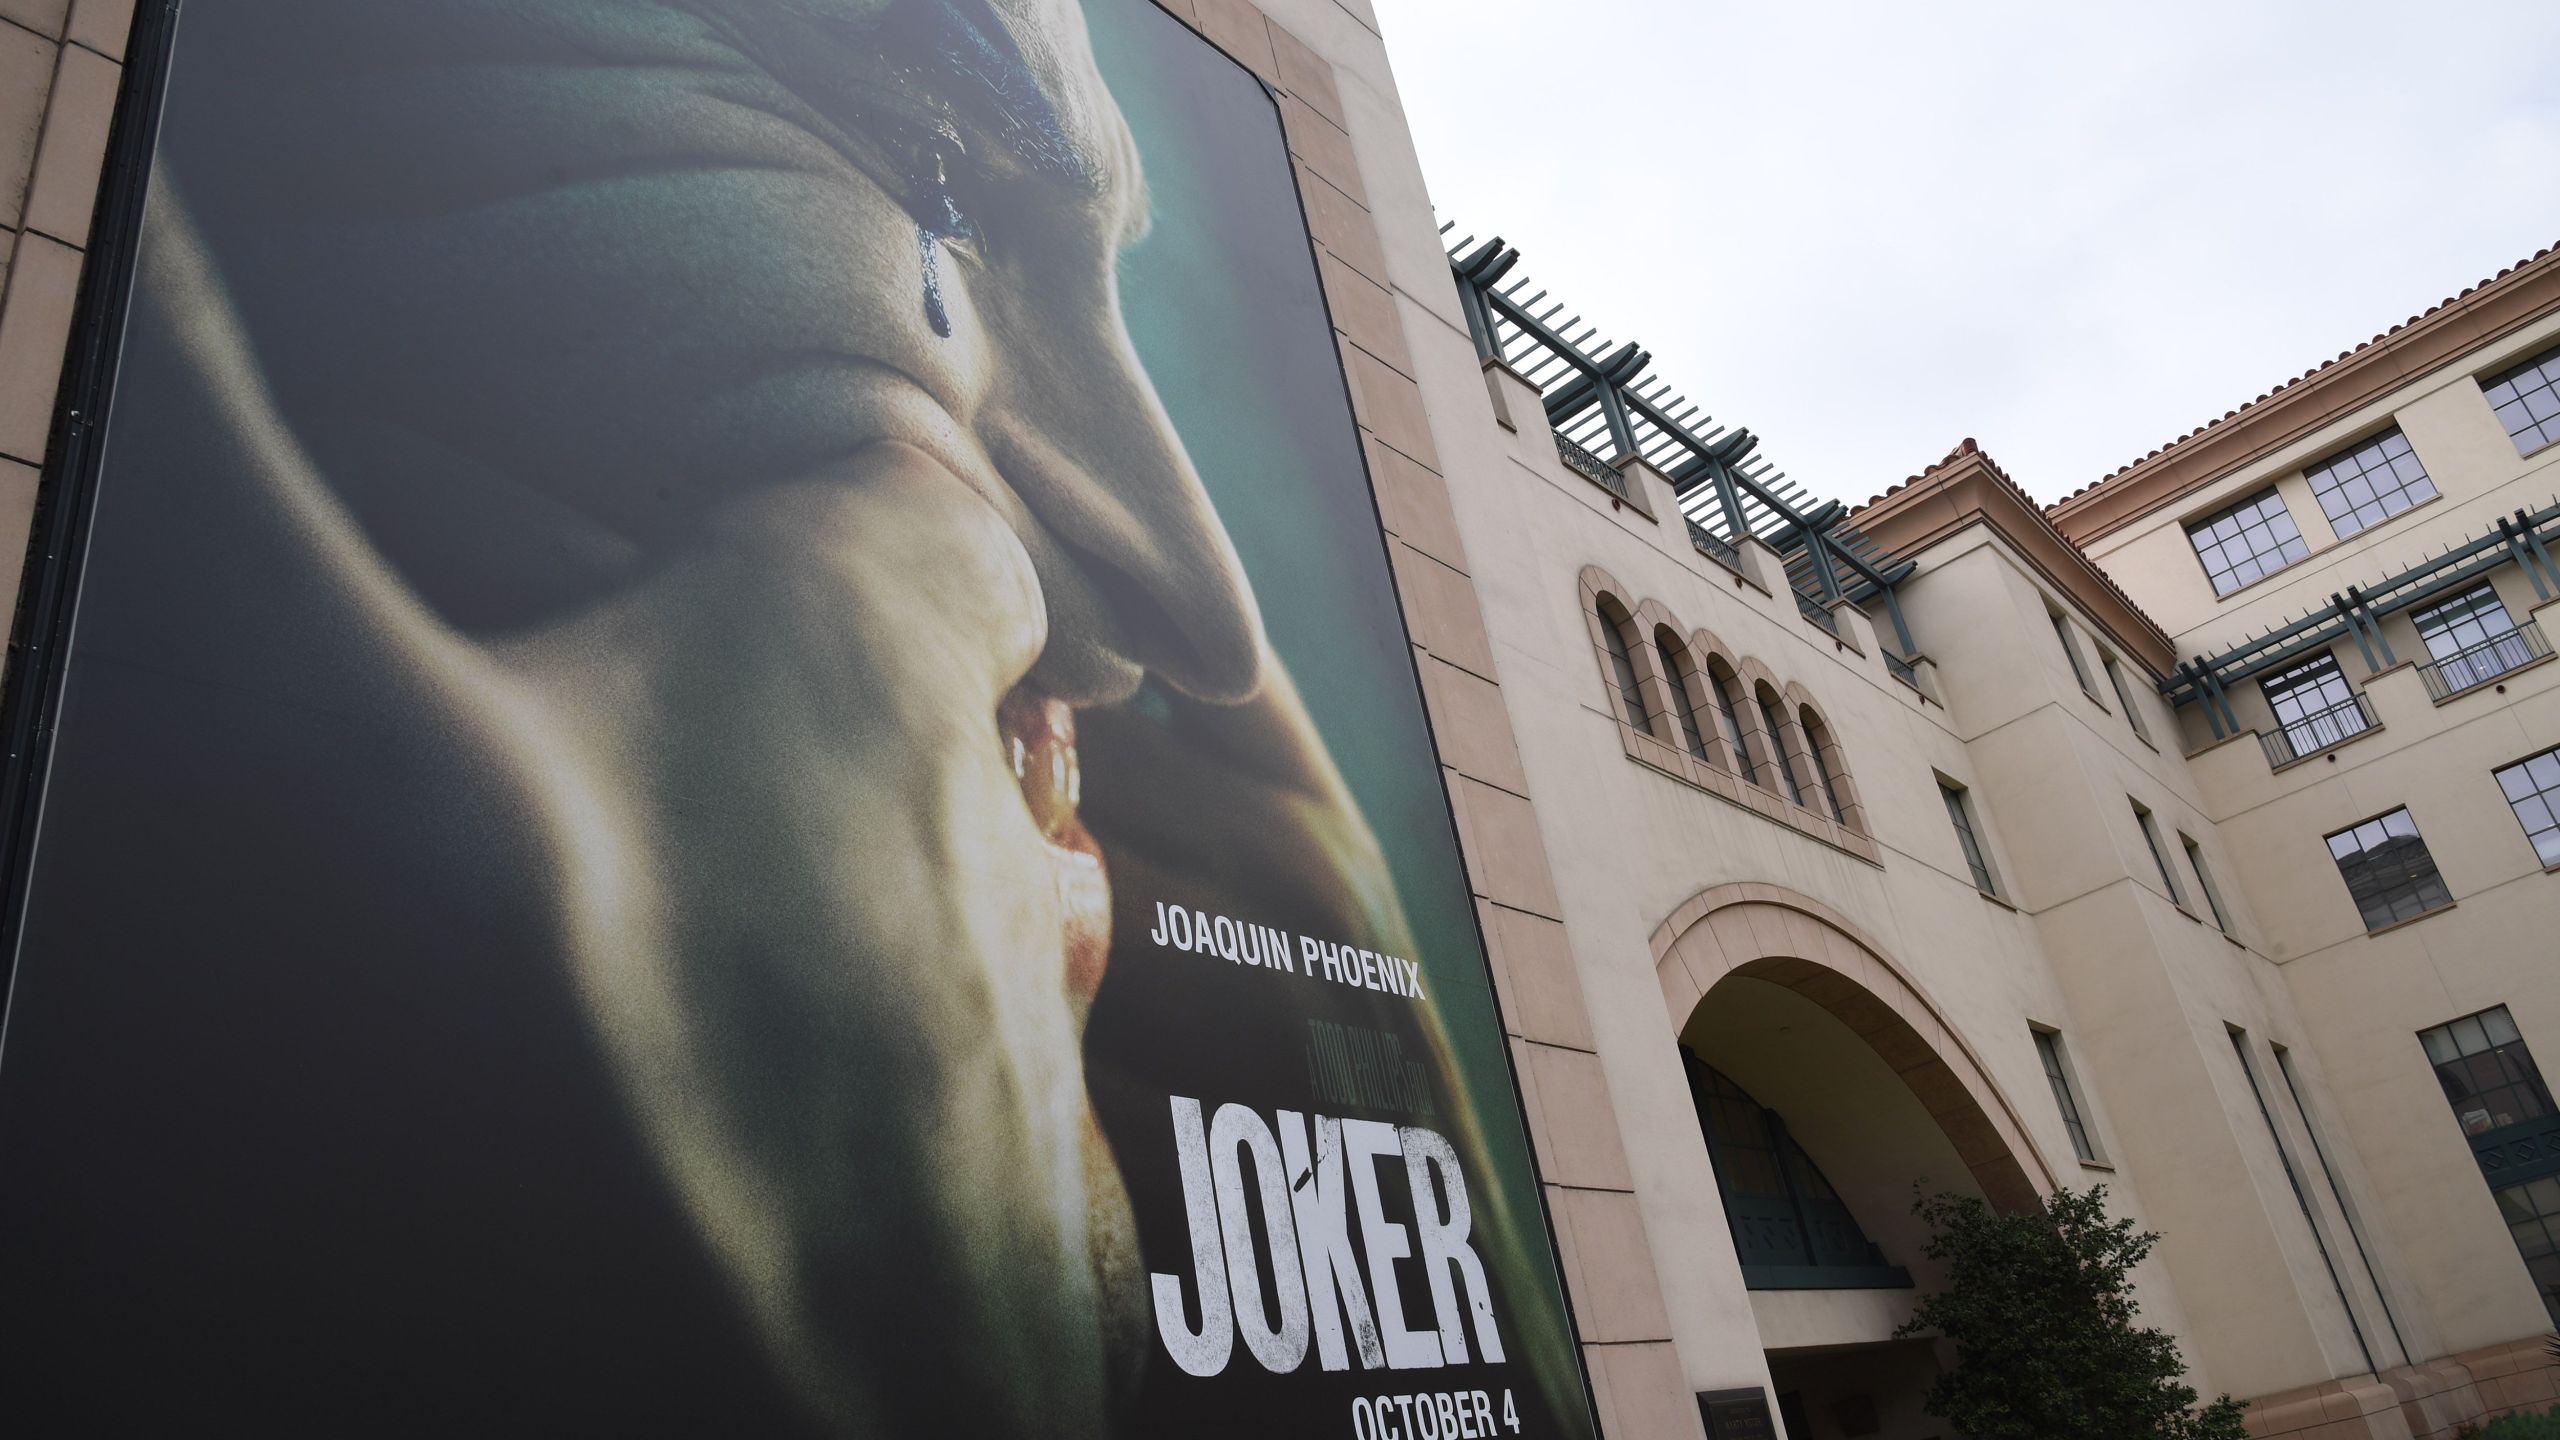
[0,0,135,640]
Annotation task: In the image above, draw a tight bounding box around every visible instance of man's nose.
[985,327,1266,707]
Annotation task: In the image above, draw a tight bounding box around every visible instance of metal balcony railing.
[1883,648,1921,689]
[1555,434,1627,498]
[1687,517,1740,569]
[2259,692,2380,769]
[2418,620,2551,702]
[1795,589,1839,636]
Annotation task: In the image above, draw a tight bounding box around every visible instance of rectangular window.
[2484,341,2560,456]
[2181,833,2232,931]
[2187,487,2310,597]
[2103,654,2152,742]
[2495,747,2560,868]
[2305,426,2436,538]
[2261,653,2372,760]
[2231,1027,2379,1372]
[2420,1006,2553,1137]
[2035,1029,2097,1162]
[2413,583,2535,695]
[2132,803,2185,906]
[2325,807,2453,931]
[2422,1007,2560,1328]
[1940,781,1998,895]
[2051,609,2096,695]
[2274,1046,2409,1354]
[2494,1179,2560,1329]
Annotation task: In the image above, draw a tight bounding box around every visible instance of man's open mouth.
[999,684,1111,1008]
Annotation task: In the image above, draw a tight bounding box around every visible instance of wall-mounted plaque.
[1698,1387,1779,1440]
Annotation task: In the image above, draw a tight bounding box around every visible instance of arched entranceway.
[1653,884,2053,1211]
[1653,884,2058,1440]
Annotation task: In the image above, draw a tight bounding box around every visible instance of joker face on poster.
[0,3,1594,1435]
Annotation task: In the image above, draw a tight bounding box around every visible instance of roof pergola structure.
[1445,230,1922,669]
[2162,498,2560,737]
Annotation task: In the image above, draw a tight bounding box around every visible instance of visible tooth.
[998,690,1081,841]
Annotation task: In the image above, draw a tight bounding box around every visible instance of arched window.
[1596,597,1651,733]
[1654,628,1710,761]
[1682,1050,1906,1287]
[1754,684,1804,806]
[1801,705,1849,827]
[1708,659,1754,783]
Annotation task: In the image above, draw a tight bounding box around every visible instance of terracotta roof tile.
[1854,438,2175,657]
[2045,240,2560,515]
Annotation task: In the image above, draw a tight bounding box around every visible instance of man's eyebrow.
[912,0,1096,189]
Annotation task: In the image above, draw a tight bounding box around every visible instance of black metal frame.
[2166,497,2560,737]
[1444,230,1923,659]
[0,0,178,1014]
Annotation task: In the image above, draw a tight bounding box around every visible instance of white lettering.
[1210,1103,1311,1372]
[1344,1119,1443,1369]
[1402,1126,1504,1363]
[1280,1111,1386,1372]
[1150,1097,1234,1376]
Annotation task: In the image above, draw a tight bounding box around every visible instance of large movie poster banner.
[0,2,1597,1436]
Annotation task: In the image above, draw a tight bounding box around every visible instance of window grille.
[2305,427,2435,538]
[2495,748,2560,867]
[2324,808,2452,930]
[2187,487,2309,596]
[2484,341,2560,456]
[2413,583,2542,698]
[2421,1006,2553,1138]
[2260,654,2374,764]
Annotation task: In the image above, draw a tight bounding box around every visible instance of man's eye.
[900,130,983,250]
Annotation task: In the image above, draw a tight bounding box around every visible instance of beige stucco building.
[3,0,2555,1436]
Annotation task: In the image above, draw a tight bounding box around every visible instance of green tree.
[1894,1186,2247,1440]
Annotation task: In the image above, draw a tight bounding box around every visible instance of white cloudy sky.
[1366,0,2560,507]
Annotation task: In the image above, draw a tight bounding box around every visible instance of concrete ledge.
[2240,1334,2560,1440]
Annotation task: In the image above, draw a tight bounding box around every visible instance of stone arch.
[1628,598,1695,749]
[1688,627,1749,778]
[1728,656,1791,793]
[1643,614,1714,763]
[1578,568,1657,736]
[1652,883,2055,1211]
[1785,685,1866,836]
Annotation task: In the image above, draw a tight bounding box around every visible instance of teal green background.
[1087,2,1590,1430]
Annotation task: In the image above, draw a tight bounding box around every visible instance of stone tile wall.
[0,0,130,630]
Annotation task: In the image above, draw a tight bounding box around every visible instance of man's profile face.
[161,0,1278,1429]
[0,0,1596,1435]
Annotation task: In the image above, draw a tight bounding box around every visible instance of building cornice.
[1857,440,2179,677]
[2046,241,2560,546]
